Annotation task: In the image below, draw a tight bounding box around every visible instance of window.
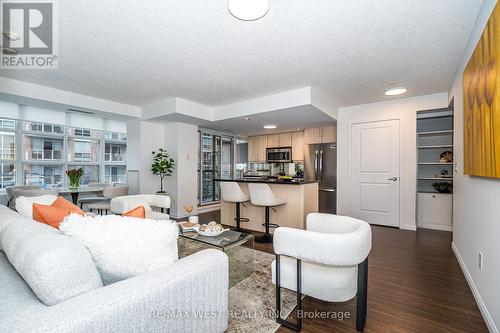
[68,165,99,185]
[105,143,126,162]
[0,162,15,189]
[24,164,63,189]
[23,136,63,161]
[0,116,127,189]
[0,132,15,160]
[105,165,127,184]
[0,119,15,130]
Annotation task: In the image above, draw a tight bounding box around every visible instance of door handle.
[314,150,319,180]
[388,177,398,181]
[319,150,323,181]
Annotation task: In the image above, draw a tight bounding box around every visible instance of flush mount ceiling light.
[228,0,270,21]
[384,86,408,96]
[264,124,277,129]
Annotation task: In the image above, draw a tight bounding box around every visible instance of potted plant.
[151,148,175,193]
[66,168,84,189]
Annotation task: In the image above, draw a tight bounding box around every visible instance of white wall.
[127,120,166,195]
[164,122,199,218]
[448,1,499,332]
[337,93,449,230]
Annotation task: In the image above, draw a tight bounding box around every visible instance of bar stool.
[248,183,286,243]
[220,182,250,232]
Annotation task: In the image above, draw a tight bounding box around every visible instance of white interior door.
[350,119,400,227]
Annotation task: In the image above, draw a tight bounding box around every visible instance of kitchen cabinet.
[257,135,268,161]
[304,126,336,144]
[321,126,337,143]
[249,135,268,162]
[292,131,304,161]
[279,133,292,147]
[304,127,321,144]
[248,136,258,162]
[266,134,280,148]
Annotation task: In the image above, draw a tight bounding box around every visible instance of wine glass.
[183,205,193,216]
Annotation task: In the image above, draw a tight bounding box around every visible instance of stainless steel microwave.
[266,147,292,163]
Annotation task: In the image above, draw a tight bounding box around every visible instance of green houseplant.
[66,168,84,189]
[151,149,175,193]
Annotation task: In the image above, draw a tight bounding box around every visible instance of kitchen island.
[215,178,319,232]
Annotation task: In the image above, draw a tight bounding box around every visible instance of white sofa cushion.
[15,195,58,218]
[59,214,179,285]
[1,220,103,306]
[0,205,33,249]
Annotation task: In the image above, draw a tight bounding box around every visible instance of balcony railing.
[25,175,63,189]
[104,153,126,162]
[0,175,15,188]
[73,153,92,163]
[0,148,15,160]
[104,175,127,184]
[26,149,63,161]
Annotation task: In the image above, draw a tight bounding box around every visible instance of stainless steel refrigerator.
[304,143,337,214]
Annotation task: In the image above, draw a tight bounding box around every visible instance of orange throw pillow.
[51,197,85,215]
[122,206,146,218]
[33,203,84,228]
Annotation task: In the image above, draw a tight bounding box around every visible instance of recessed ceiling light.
[244,117,250,120]
[385,87,407,96]
[228,0,270,21]
[296,127,301,130]
[264,125,277,129]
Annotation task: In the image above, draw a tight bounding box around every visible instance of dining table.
[58,187,104,205]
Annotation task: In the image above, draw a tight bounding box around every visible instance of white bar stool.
[248,183,286,243]
[220,182,250,231]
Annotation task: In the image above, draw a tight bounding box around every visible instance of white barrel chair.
[110,194,171,219]
[272,213,372,331]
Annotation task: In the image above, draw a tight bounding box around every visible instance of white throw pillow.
[59,214,179,285]
[15,195,58,218]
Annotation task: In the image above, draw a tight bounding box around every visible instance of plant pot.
[156,191,167,195]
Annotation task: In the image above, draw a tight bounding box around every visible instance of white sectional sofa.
[0,205,229,333]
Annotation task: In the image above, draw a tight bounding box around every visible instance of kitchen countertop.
[214,178,319,185]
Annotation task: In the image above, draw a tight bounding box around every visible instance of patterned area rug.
[178,240,299,333]
[227,250,299,333]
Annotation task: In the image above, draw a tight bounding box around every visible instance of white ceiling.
[0,0,483,108]
[151,105,336,136]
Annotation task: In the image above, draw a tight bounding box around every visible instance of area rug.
[178,240,300,333]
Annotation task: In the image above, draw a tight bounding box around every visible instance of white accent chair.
[220,182,250,231]
[110,194,171,219]
[272,213,372,331]
[248,183,286,243]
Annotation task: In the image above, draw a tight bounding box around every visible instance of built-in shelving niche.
[416,107,454,231]
[417,109,454,194]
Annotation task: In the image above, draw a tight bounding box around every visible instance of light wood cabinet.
[304,126,336,144]
[279,133,292,147]
[247,136,258,162]
[266,134,280,148]
[257,135,268,161]
[321,126,337,143]
[292,131,304,161]
[304,127,321,144]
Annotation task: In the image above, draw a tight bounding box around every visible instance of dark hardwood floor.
[198,210,488,333]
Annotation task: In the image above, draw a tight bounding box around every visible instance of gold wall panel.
[464,3,500,177]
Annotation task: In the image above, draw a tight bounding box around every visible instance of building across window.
[0,117,127,190]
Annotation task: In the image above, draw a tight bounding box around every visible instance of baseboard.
[400,224,417,231]
[452,241,498,333]
[197,203,220,214]
[417,222,452,232]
